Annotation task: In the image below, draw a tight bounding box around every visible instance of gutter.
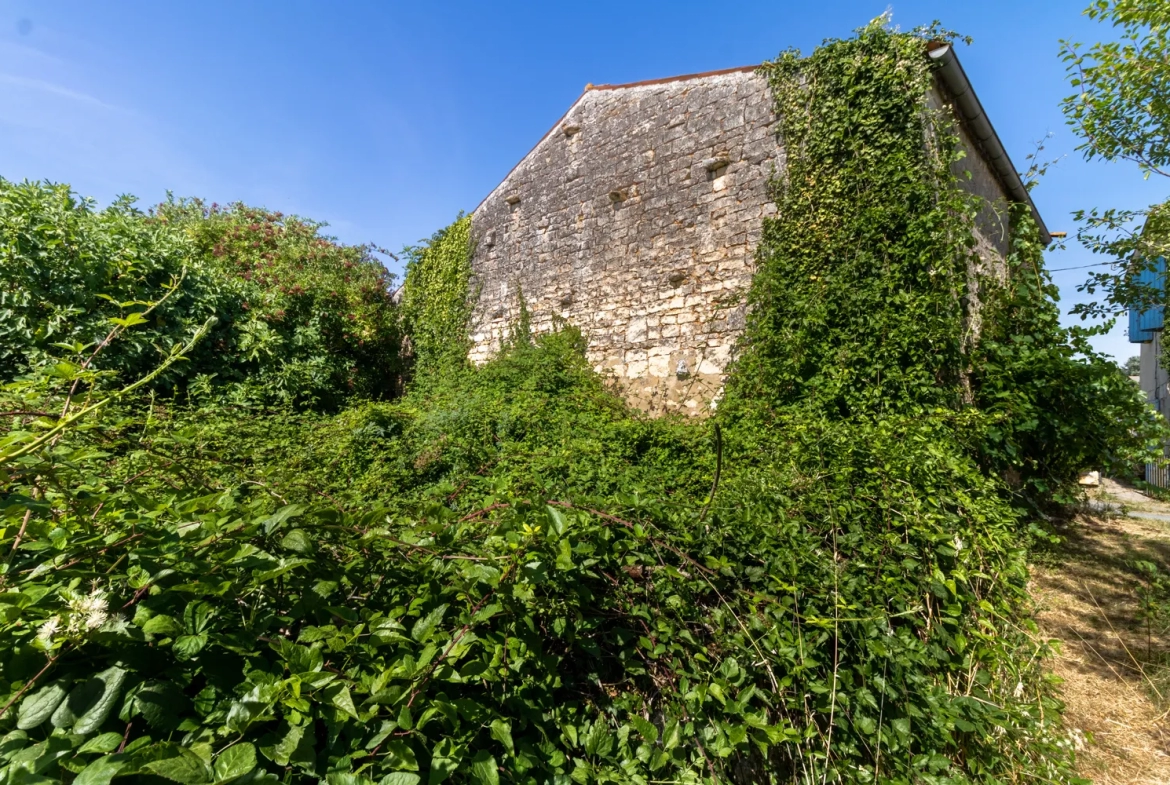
[927,42,1052,245]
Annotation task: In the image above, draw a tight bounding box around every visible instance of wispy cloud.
[0,73,114,109]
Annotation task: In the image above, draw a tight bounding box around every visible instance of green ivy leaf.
[173,634,208,660]
[384,739,419,771]
[662,719,681,751]
[327,684,359,719]
[545,505,568,537]
[52,667,126,735]
[555,539,574,571]
[279,529,314,554]
[325,775,374,785]
[583,722,613,757]
[142,614,182,636]
[629,716,658,744]
[261,504,306,535]
[428,754,459,785]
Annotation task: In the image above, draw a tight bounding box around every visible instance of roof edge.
[471,90,589,216]
[590,65,761,91]
[472,67,763,216]
[927,41,1052,245]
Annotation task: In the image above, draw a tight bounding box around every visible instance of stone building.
[467,43,1049,414]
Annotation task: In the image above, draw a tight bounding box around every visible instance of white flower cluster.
[35,585,111,649]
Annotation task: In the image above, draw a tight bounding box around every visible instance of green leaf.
[77,732,124,754]
[662,719,681,750]
[379,775,421,785]
[16,681,68,730]
[110,312,149,328]
[260,723,303,767]
[411,604,448,643]
[583,722,613,757]
[489,719,514,755]
[469,752,499,785]
[74,756,127,785]
[384,739,419,771]
[213,742,256,782]
[136,681,190,731]
[260,722,313,769]
[73,666,125,735]
[261,505,306,535]
[545,505,568,537]
[173,634,208,660]
[555,539,574,571]
[327,684,359,719]
[144,749,213,784]
[254,558,312,583]
[629,716,658,744]
[53,667,126,734]
[279,529,314,554]
[428,755,459,785]
[325,775,374,785]
[142,614,182,636]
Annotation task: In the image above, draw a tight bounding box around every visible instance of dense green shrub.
[967,208,1164,500]
[0,180,224,386]
[160,200,402,407]
[0,181,401,409]
[0,325,1073,785]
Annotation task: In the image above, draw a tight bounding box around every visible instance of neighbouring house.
[1128,257,1169,485]
[467,43,1049,414]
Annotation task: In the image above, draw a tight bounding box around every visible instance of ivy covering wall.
[400,216,474,380]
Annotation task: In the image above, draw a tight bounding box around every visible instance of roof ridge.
[589,65,761,91]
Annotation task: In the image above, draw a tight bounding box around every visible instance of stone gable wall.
[468,69,1014,415]
[469,70,780,414]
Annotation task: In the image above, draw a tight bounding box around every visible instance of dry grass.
[1032,480,1170,784]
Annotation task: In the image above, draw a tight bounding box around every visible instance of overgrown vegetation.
[0,18,1163,785]
[0,183,402,410]
[400,216,474,381]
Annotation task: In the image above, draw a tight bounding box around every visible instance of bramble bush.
[0,181,402,409]
[0,17,1163,785]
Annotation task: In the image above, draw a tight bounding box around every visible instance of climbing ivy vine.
[724,18,1160,504]
[726,23,976,417]
[400,216,474,379]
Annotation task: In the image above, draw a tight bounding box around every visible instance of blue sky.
[1,1,1164,362]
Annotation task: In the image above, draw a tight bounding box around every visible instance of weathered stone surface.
[469,66,1014,415]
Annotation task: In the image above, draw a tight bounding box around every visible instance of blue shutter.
[1128,256,1165,343]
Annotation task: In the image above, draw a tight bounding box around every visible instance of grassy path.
[1032,480,1170,783]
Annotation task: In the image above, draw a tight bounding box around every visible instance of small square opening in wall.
[703,156,731,190]
[504,194,521,213]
